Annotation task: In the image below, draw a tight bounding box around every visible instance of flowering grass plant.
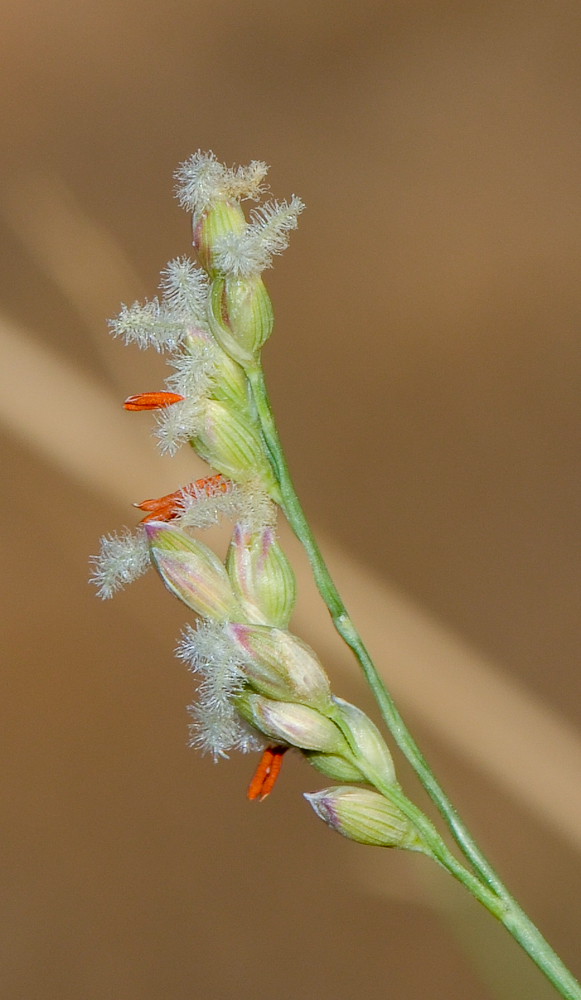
[92,152,580,998]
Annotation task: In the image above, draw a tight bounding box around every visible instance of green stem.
[246,360,581,1000]
[246,362,499,884]
[376,780,581,1000]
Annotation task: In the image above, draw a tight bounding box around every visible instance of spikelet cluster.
[90,154,433,869]
[92,152,303,756]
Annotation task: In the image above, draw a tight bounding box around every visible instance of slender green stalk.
[246,362,499,882]
[246,360,581,1000]
[387,791,581,1000]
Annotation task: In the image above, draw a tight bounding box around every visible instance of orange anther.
[134,474,233,524]
[247,746,288,801]
[190,474,232,498]
[134,488,183,522]
[123,392,184,411]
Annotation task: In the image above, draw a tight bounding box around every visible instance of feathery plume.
[90,528,150,598]
[178,621,263,758]
[213,196,305,277]
[175,151,269,219]
[109,298,186,352]
[159,257,209,327]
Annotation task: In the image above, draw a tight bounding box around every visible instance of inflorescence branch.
[90,151,581,1000]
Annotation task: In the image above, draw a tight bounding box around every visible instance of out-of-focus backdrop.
[1,2,581,998]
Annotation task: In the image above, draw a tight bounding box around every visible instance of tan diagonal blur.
[1,2,581,999]
[3,314,581,855]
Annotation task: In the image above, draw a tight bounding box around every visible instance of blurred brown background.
[1,1,581,997]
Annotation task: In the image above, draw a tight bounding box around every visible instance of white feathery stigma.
[232,479,278,532]
[172,478,275,532]
[165,335,218,398]
[154,399,204,456]
[160,257,209,328]
[109,298,185,353]
[213,196,305,277]
[90,528,151,599]
[109,257,210,353]
[177,622,263,758]
[173,479,241,530]
[174,151,269,220]
[154,336,218,455]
